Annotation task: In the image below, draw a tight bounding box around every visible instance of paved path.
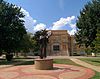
[0,64,94,79]
[0,65,13,69]
[47,56,100,72]
[0,56,97,79]
[36,56,100,59]
[70,58,100,72]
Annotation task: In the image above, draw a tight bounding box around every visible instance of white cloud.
[20,8,77,35]
[68,23,77,35]
[52,16,75,30]
[21,8,47,33]
[51,16,77,35]
[21,8,37,32]
[33,23,46,31]
[69,23,76,29]
[68,29,77,35]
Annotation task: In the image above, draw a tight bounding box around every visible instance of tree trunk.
[40,48,43,59]
[6,51,13,61]
[44,47,47,58]
[6,54,13,61]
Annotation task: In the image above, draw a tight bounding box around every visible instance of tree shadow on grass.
[91,60,100,63]
[14,60,34,66]
[0,59,34,66]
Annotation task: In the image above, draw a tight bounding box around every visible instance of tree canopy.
[0,0,26,53]
[75,0,100,52]
[33,29,50,58]
[33,30,49,52]
[33,31,42,52]
[20,33,36,53]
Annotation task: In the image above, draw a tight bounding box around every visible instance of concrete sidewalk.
[70,58,100,72]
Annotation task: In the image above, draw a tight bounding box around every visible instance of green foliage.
[33,30,48,51]
[33,29,49,58]
[76,0,100,48]
[0,0,26,53]
[85,47,92,55]
[20,33,36,53]
[92,28,100,53]
[33,31,42,52]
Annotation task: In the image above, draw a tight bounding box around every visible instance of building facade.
[47,30,71,56]
[47,30,81,56]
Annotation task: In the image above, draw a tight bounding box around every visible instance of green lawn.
[0,59,22,65]
[90,71,100,79]
[13,59,81,66]
[0,59,80,66]
[78,58,100,66]
[0,59,34,66]
[53,59,81,66]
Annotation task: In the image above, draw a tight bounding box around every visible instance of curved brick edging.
[0,64,95,79]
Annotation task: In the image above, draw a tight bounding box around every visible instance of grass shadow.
[14,60,34,66]
[0,59,34,66]
[91,60,100,63]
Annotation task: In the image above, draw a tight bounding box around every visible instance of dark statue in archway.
[39,30,51,59]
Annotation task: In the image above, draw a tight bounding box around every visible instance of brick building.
[47,30,70,56]
[47,30,81,56]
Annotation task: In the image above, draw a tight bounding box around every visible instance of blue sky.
[7,0,91,35]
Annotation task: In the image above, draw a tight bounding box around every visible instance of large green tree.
[75,0,100,53]
[0,0,26,60]
[20,33,36,56]
[92,27,100,53]
[33,31,42,52]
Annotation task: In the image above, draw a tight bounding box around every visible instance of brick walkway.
[70,58,100,72]
[0,64,94,79]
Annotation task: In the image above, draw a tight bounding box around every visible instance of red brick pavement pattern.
[0,64,95,79]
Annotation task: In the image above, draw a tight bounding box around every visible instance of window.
[53,45,60,51]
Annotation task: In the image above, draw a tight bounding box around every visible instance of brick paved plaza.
[0,64,95,79]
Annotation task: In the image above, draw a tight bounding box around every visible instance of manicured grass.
[90,71,100,79]
[53,59,81,66]
[79,58,100,66]
[0,59,22,65]
[15,59,81,66]
[0,59,81,66]
[0,59,34,65]
[16,59,76,65]
[15,60,34,65]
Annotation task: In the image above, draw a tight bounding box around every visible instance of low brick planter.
[34,59,53,70]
